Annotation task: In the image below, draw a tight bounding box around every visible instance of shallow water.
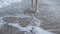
[0,0,60,34]
[0,0,22,8]
[0,11,55,34]
[0,14,55,34]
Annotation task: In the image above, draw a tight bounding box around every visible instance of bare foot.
[35,10,39,13]
[30,8,36,13]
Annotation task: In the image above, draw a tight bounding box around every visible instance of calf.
[31,0,39,13]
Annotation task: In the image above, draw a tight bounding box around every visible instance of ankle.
[35,10,39,13]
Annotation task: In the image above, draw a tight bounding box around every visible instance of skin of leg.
[34,0,39,18]
[35,0,39,13]
[31,0,35,11]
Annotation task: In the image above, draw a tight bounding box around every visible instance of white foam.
[31,26,55,34]
[0,0,22,8]
[8,23,55,34]
[2,13,31,18]
[0,17,6,28]
[8,23,23,30]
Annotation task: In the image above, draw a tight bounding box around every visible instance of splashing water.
[0,12,56,34]
[8,23,55,34]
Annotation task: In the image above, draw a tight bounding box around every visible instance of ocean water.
[0,14,55,34]
[0,0,22,8]
[0,0,59,34]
